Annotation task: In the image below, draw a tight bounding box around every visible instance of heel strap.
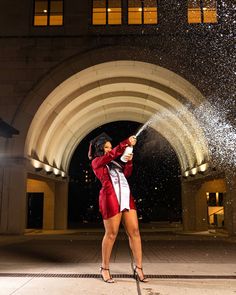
[135,265,143,271]
[100,266,110,271]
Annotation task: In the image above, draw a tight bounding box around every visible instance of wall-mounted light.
[190,167,198,176]
[31,158,67,178]
[183,170,189,177]
[53,167,60,176]
[32,159,42,170]
[198,162,209,174]
[44,164,52,173]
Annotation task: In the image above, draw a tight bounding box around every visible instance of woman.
[88,132,148,283]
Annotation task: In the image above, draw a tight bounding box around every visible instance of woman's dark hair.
[88,132,112,160]
[94,142,107,158]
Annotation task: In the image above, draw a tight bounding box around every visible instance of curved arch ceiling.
[25,61,209,175]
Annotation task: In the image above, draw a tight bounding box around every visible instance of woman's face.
[103,141,112,154]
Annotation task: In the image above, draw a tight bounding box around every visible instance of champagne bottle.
[120,146,133,162]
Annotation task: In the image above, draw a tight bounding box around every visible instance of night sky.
[68,121,182,227]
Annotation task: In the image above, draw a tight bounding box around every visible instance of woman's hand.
[124,153,133,161]
[129,135,137,146]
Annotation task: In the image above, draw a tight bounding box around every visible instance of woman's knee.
[105,230,118,241]
[127,227,140,239]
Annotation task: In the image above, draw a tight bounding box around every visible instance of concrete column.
[43,181,55,230]
[54,181,68,230]
[195,186,209,231]
[182,180,209,231]
[181,181,198,231]
[0,163,27,234]
[225,175,236,236]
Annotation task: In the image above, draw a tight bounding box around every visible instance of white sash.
[107,161,130,211]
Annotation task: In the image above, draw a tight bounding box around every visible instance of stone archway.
[25,61,209,177]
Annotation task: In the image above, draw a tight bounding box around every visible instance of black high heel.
[100,266,115,283]
[133,265,148,283]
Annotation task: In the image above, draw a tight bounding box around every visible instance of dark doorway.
[27,193,44,228]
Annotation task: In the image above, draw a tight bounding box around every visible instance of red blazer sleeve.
[92,138,130,169]
[123,161,133,178]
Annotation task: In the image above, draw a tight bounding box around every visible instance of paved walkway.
[0,226,236,295]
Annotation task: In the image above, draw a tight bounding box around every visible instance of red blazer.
[91,138,136,220]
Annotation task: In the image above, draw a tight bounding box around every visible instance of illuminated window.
[92,0,122,25]
[188,0,217,23]
[144,0,158,24]
[206,192,224,227]
[34,0,63,26]
[109,0,122,24]
[128,0,142,24]
[93,0,106,25]
[128,0,158,24]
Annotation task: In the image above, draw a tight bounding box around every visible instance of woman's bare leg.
[122,209,147,281]
[101,213,122,280]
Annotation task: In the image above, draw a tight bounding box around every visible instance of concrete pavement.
[0,225,236,295]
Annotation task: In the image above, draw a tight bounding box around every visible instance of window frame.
[33,0,64,27]
[128,0,158,25]
[188,0,218,24]
[92,0,123,26]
